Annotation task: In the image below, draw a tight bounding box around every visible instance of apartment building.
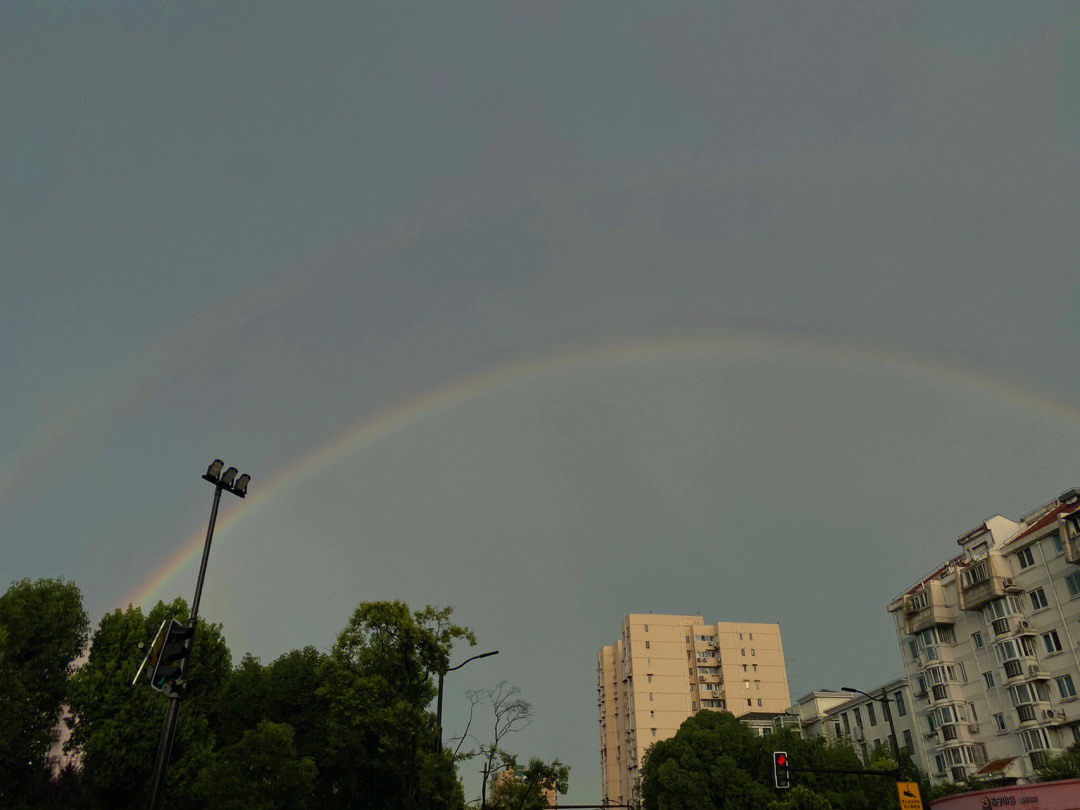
[792,679,934,776]
[597,613,790,806]
[888,489,1080,785]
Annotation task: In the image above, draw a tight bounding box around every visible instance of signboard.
[897,781,923,810]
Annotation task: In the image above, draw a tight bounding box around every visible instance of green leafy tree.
[316,601,473,810]
[767,785,833,810]
[1035,742,1080,781]
[0,578,89,806]
[193,721,316,810]
[640,710,775,810]
[65,599,230,810]
[487,756,569,810]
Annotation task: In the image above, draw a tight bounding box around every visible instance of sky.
[3,1,1080,804]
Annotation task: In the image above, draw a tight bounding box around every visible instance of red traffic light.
[777,754,787,766]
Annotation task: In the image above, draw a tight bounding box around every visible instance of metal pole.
[435,670,446,753]
[146,484,223,810]
[189,485,223,624]
[881,688,903,780]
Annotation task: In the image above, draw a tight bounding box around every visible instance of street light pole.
[146,460,249,810]
[842,686,903,780]
[434,650,499,753]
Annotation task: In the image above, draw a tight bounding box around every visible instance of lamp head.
[234,473,250,496]
[220,467,238,487]
[205,459,224,481]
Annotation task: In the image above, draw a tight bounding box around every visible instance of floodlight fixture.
[204,459,224,482]
[234,473,250,497]
[220,466,238,487]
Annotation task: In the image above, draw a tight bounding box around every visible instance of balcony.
[1003,659,1026,680]
[931,684,951,702]
[941,724,957,741]
[904,582,958,634]
[959,553,1014,611]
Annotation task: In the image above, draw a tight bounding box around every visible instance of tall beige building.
[597,613,791,806]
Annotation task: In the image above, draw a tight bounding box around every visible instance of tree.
[316,601,473,810]
[640,710,774,810]
[457,681,534,807]
[0,578,89,806]
[1035,742,1080,782]
[65,598,230,810]
[193,721,316,810]
[487,756,569,810]
[767,785,833,810]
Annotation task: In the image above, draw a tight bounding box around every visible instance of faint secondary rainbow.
[123,330,1080,610]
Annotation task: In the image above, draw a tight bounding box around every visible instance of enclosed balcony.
[958,553,1015,611]
[903,581,958,634]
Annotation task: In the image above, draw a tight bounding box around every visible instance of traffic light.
[773,751,791,789]
[149,619,195,697]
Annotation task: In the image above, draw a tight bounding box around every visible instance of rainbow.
[122,329,1080,610]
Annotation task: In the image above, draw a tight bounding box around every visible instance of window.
[644,624,649,632]
[1017,547,1035,569]
[834,722,842,738]
[685,636,690,643]
[902,729,913,751]
[739,632,743,639]
[645,640,650,649]
[651,728,656,737]
[747,698,752,707]
[973,632,983,649]
[1051,533,1064,554]
[894,691,907,717]
[749,633,753,640]
[1044,630,1063,655]
[742,664,747,672]
[969,702,978,721]
[1058,675,1077,700]
[934,754,945,774]
[1030,587,1049,611]
[854,707,863,729]
[753,664,758,672]
[650,710,655,718]
[691,701,697,710]
[649,693,654,701]
[647,674,653,683]
[751,649,756,656]
[842,714,850,735]
[868,703,877,726]
[994,713,1006,732]
[1067,572,1080,598]
[757,698,762,706]
[984,672,995,688]
[740,649,746,656]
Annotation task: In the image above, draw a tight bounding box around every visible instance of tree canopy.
[641,710,930,810]
[0,578,89,807]
[0,582,557,810]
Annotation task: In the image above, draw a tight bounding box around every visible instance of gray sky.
[3,2,1080,803]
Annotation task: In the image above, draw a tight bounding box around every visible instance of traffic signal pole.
[146,482,221,810]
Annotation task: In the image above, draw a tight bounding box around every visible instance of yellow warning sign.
[897,781,923,810]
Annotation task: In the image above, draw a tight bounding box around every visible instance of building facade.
[888,490,1080,785]
[597,613,791,806]
[793,679,935,776]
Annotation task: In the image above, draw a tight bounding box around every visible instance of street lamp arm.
[447,650,499,673]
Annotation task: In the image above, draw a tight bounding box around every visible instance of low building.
[792,679,933,775]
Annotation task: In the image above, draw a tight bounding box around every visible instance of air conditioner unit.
[968,722,979,733]
[916,660,925,669]
[1003,577,1016,588]
[1029,664,1044,676]
[1018,620,1030,630]
[1043,709,1055,720]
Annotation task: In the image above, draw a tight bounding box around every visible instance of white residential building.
[792,679,933,776]
[888,490,1080,784]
